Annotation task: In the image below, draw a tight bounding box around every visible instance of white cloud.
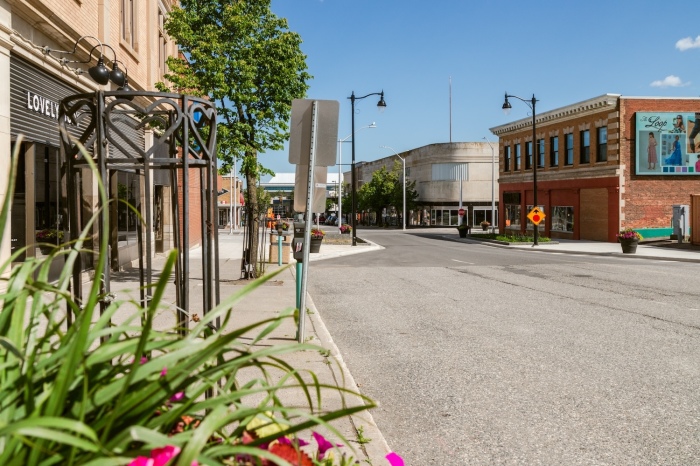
[650,75,690,88]
[676,36,700,51]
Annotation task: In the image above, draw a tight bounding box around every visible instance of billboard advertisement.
[636,112,700,175]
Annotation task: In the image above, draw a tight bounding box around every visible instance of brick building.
[1,0,178,277]
[490,94,700,242]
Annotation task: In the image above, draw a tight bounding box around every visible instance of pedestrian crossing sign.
[527,207,545,225]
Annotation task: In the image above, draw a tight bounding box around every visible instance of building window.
[505,204,521,228]
[525,141,532,169]
[597,127,608,162]
[431,163,468,181]
[551,206,574,232]
[515,144,521,170]
[504,145,511,172]
[565,133,574,166]
[580,130,590,164]
[158,3,168,73]
[537,138,545,168]
[550,136,559,167]
[121,0,138,50]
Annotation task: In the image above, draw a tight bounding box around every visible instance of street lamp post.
[338,123,376,229]
[349,91,386,246]
[379,145,406,231]
[502,92,539,246]
[483,137,495,233]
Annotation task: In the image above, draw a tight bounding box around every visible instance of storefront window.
[551,206,574,232]
[505,204,520,228]
[117,172,141,247]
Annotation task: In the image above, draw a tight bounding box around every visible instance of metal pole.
[484,137,496,232]
[233,158,237,230]
[532,94,539,246]
[351,92,357,246]
[298,100,319,343]
[402,156,406,230]
[338,139,342,228]
[229,169,233,235]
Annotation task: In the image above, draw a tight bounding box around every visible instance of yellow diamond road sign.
[527,207,545,225]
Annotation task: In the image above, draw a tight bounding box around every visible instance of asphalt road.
[307,229,700,465]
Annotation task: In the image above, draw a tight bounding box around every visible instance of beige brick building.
[490,94,700,242]
[0,0,178,276]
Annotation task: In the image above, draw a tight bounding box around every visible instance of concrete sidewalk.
[110,229,389,464]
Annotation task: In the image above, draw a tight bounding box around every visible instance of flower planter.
[340,230,350,235]
[39,246,54,256]
[310,237,323,253]
[619,238,639,254]
[457,229,468,238]
[481,225,489,231]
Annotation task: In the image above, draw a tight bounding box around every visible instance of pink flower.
[128,445,197,466]
[386,452,404,466]
[278,436,310,447]
[170,392,185,403]
[140,357,148,364]
[128,457,152,466]
[312,431,342,460]
[151,445,180,466]
[160,367,167,377]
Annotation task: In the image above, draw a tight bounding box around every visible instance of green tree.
[158,0,310,277]
[357,161,420,227]
[357,166,397,227]
[389,160,420,224]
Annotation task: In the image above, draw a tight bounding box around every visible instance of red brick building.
[490,94,700,242]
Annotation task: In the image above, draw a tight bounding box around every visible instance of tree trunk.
[245,160,259,278]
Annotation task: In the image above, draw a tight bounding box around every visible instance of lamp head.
[117,75,135,101]
[369,122,377,128]
[88,56,110,85]
[109,61,126,86]
[376,91,387,113]
[502,93,512,115]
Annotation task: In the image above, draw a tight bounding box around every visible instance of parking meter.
[292,222,305,262]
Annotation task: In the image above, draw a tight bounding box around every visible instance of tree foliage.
[158,0,310,277]
[357,161,419,226]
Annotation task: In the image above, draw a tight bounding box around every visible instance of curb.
[304,293,392,464]
[443,235,700,263]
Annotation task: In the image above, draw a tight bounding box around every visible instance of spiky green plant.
[0,137,374,465]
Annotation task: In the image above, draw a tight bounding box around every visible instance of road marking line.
[452,259,474,265]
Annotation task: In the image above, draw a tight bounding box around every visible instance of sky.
[257,0,700,181]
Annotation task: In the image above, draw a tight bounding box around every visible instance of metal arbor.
[58,90,219,330]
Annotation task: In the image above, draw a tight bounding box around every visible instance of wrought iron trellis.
[59,90,219,330]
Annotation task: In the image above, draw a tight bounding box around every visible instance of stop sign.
[458,208,465,216]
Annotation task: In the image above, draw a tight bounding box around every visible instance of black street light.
[502,92,539,246]
[349,90,386,246]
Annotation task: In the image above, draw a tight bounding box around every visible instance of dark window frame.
[525,141,532,170]
[550,136,559,167]
[565,133,574,166]
[580,130,590,164]
[597,127,608,162]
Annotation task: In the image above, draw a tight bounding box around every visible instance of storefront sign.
[636,112,700,175]
[26,91,60,120]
